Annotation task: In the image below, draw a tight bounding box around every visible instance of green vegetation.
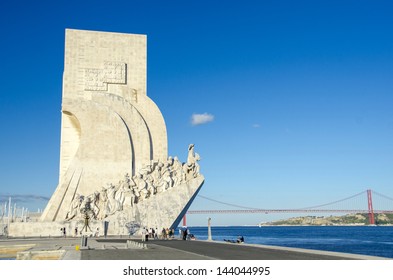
[262,213,393,226]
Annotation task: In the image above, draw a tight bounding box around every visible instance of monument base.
[9,175,204,237]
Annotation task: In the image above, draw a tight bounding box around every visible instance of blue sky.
[0,0,392,225]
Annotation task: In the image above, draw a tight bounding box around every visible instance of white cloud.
[191,113,214,126]
[252,123,261,128]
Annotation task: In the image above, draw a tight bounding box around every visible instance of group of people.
[140,227,196,241]
[140,227,176,241]
[60,227,66,237]
[179,227,196,240]
[224,236,245,243]
[59,226,100,238]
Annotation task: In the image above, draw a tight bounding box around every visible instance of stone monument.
[9,29,204,237]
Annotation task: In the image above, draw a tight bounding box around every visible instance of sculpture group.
[8,29,204,237]
[65,144,201,223]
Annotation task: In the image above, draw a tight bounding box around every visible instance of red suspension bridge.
[184,189,393,225]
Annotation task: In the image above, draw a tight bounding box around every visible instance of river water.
[185,226,393,258]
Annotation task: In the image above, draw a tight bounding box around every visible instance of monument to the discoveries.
[9,29,204,236]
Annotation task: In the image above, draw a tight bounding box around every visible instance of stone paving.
[0,236,389,260]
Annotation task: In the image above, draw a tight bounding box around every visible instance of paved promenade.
[0,236,389,260]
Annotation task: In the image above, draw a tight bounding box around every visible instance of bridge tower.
[367,189,375,225]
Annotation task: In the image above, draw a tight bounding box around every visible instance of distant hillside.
[261,213,393,226]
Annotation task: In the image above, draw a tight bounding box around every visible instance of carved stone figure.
[144,172,156,197]
[90,191,101,219]
[65,194,82,221]
[183,144,201,180]
[162,163,174,189]
[124,186,137,208]
[98,187,108,219]
[80,196,94,217]
[123,173,131,188]
[134,173,148,200]
[187,144,196,165]
[61,145,203,223]
[106,184,118,216]
[11,27,206,238]
[193,153,201,177]
[172,156,184,186]
[154,163,169,193]
[40,29,168,223]
[114,183,126,211]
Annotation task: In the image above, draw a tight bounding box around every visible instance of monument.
[9,29,204,237]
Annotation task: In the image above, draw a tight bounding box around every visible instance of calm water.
[185,226,393,258]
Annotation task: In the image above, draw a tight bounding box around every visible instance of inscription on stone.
[104,62,126,84]
[85,68,107,91]
[84,61,127,91]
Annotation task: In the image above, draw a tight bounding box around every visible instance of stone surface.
[41,29,168,223]
[9,29,204,237]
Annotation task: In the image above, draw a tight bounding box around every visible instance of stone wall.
[10,29,204,237]
[41,29,168,222]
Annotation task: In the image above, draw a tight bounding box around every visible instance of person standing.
[154,227,158,239]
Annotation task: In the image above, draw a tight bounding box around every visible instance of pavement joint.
[1,237,390,260]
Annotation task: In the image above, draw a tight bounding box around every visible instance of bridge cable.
[197,195,260,210]
[371,190,393,202]
[295,190,366,210]
[197,190,367,211]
